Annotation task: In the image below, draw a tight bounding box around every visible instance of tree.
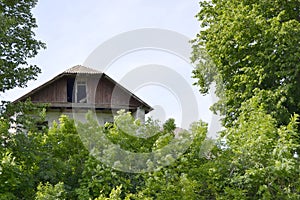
[191,0,300,127]
[191,1,300,198]
[0,0,45,93]
[206,97,300,199]
[0,0,46,132]
[35,182,66,200]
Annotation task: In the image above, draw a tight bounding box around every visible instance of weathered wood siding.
[31,78,67,102]
[94,76,141,107]
[29,75,143,109]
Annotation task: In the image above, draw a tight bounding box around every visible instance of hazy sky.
[33,0,200,78]
[2,0,220,131]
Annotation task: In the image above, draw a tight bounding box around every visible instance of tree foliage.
[0,106,299,199]
[1,0,300,199]
[0,112,213,199]
[0,0,45,93]
[191,0,300,127]
[215,98,300,199]
[189,0,300,198]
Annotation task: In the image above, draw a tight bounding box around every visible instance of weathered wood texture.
[30,74,142,109]
[31,78,67,102]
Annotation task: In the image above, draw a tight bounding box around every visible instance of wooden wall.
[28,74,145,109]
[31,78,67,102]
[94,75,141,107]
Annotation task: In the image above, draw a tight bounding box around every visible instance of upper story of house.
[14,65,153,115]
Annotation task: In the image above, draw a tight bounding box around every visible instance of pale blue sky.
[2,0,220,132]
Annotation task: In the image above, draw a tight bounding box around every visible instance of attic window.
[67,78,75,102]
[76,81,87,103]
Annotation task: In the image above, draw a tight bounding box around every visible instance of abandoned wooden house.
[13,65,153,125]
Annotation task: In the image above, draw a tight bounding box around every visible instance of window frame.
[75,79,87,103]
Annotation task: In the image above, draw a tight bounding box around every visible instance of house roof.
[13,65,153,112]
[64,65,102,74]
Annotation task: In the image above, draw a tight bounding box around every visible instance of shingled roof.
[64,65,102,74]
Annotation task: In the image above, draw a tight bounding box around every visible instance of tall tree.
[191,0,300,127]
[0,0,45,93]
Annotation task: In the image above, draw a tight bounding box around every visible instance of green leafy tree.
[0,118,45,198]
[0,0,46,134]
[0,0,45,93]
[0,152,22,200]
[191,1,300,199]
[35,182,66,200]
[75,111,163,199]
[135,120,215,200]
[35,116,89,199]
[75,111,214,199]
[0,115,88,199]
[211,97,300,199]
[192,0,300,127]
[0,100,48,132]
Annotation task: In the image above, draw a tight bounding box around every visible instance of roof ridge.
[64,65,102,74]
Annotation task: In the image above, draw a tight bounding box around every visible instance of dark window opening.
[76,81,87,103]
[67,78,75,102]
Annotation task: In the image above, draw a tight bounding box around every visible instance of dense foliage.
[1,0,300,199]
[0,0,45,93]
[0,111,209,199]
[191,0,300,127]
[189,0,300,198]
[0,107,299,199]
